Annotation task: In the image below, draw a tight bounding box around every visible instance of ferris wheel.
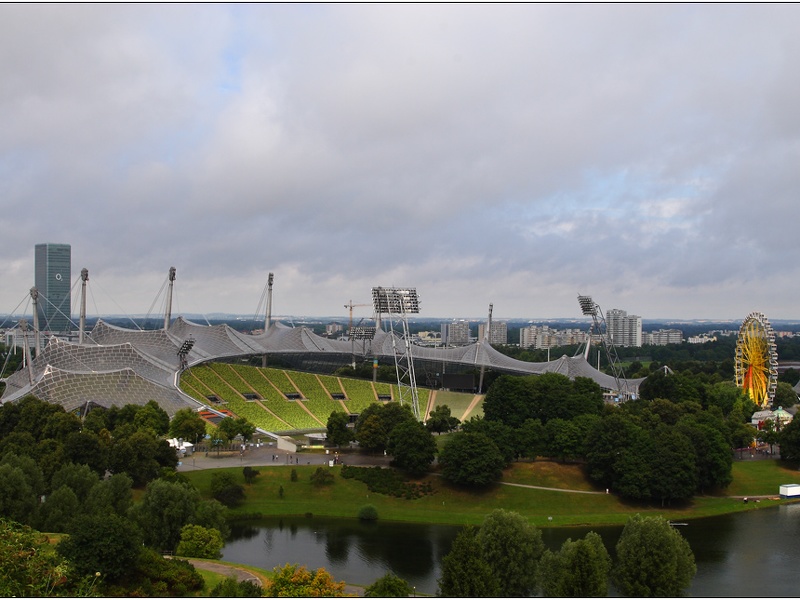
[734,311,778,408]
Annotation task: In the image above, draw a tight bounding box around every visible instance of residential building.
[441,320,471,346]
[606,308,642,348]
[478,321,508,345]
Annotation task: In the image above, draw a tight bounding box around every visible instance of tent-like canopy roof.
[1,317,645,419]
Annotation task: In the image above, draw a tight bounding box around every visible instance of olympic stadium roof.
[0,317,644,419]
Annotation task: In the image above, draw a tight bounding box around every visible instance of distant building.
[325,322,343,336]
[687,334,715,344]
[647,329,685,345]
[34,243,72,333]
[478,321,508,345]
[520,325,589,349]
[606,308,642,348]
[441,320,471,346]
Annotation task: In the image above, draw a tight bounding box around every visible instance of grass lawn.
[182,458,800,528]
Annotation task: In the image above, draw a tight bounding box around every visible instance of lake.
[222,503,800,596]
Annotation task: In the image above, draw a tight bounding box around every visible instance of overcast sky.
[2,4,799,322]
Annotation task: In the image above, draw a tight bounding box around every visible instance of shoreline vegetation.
[182,455,800,529]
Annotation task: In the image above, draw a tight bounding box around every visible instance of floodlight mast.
[372,287,421,420]
[577,294,629,400]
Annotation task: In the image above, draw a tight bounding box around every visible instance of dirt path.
[184,558,266,585]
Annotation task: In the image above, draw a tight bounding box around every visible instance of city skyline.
[2,5,800,320]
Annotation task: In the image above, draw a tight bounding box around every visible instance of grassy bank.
[182,458,800,528]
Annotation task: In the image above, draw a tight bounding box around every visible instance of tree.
[38,485,79,533]
[438,526,500,597]
[779,416,800,461]
[269,563,347,597]
[210,471,245,507]
[57,511,142,582]
[613,514,696,597]
[354,413,389,454]
[169,408,207,445]
[439,431,505,488]
[310,466,335,486]
[774,381,798,409]
[50,462,99,502]
[234,417,256,443]
[176,524,223,559]
[386,420,437,476]
[215,417,240,447]
[649,427,698,506]
[83,472,134,518]
[0,464,38,525]
[243,466,260,484]
[326,411,353,447]
[129,479,200,553]
[364,572,413,597]
[538,532,611,597]
[133,400,170,436]
[425,404,459,435]
[461,416,519,464]
[476,509,544,597]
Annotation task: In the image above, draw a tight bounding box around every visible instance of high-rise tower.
[34,243,72,333]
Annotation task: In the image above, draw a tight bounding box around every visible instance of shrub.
[176,524,223,559]
[210,472,245,508]
[340,465,435,499]
[290,468,298,482]
[358,504,378,521]
[310,466,335,486]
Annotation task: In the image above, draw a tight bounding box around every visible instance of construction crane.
[344,300,372,335]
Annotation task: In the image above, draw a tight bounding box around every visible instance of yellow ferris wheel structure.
[734,311,778,409]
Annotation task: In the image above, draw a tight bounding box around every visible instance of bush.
[210,576,263,597]
[310,466,335,486]
[210,472,245,507]
[176,524,223,559]
[365,572,413,597]
[358,504,378,521]
[242,466,260,484]
[340,465,435,499]
[290,468,298,482]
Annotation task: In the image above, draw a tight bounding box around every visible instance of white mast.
[164,267,176,330]
[265,272,274,331]
[79,268,88,344]
[29,288,41,356]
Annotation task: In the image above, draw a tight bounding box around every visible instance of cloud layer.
[2,4,799,321]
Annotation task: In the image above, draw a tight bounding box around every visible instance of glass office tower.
[34,243,72,333]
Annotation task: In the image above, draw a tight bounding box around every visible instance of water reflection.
[223,506,800,596]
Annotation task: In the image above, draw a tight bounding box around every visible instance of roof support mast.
[164,267,176,330]
[477,302,492,393]
[79,268,88,344]
[29,288,41,356]
[265,272,274,331]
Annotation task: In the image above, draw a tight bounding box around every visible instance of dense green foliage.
[438,431,506,488]
[210,576,263,597]
[364,572,413,597]
[539,531,611,597]
[613,514,696,597]
[176,524,224,559]
[340,465,435,499]
[386,419,438,476]
[439,509,544,597]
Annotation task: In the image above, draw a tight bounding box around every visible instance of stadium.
[0,269,645,437]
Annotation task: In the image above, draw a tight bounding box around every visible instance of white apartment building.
[646,329,684,345]
[519,325,589,349]
[606,309,643,348]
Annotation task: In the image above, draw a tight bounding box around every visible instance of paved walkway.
[176,442,392,473]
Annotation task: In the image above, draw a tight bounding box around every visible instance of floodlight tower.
[577,294,629,399]
[372,286,421,420]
